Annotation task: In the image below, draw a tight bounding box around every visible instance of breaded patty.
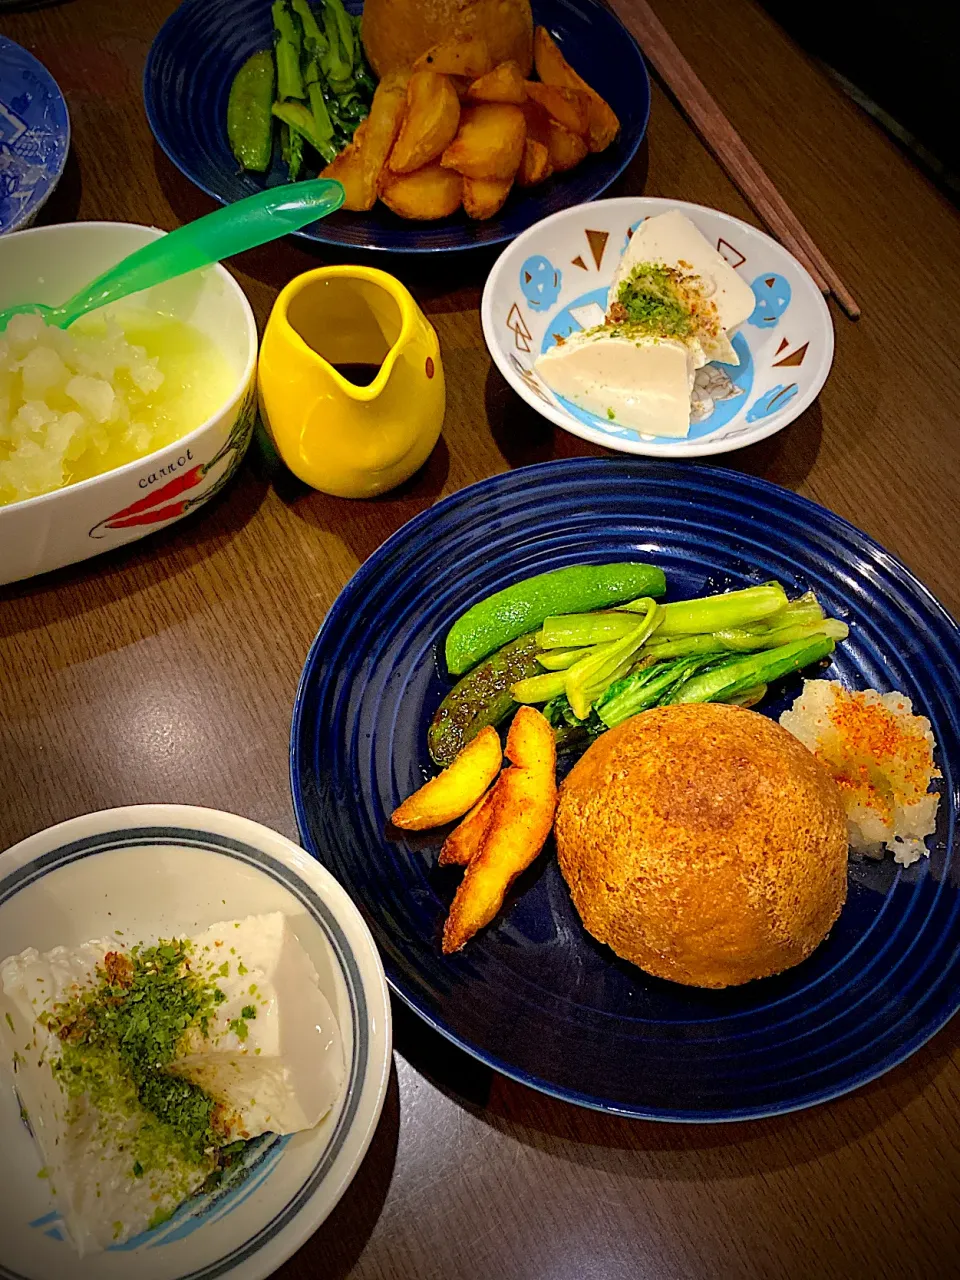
[555,702,848,988]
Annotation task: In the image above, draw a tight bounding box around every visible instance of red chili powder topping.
[824,689,934,798]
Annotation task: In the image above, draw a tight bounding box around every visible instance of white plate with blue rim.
[0,38,70,235]
[481,196,834,458]
[0,805,392,1280]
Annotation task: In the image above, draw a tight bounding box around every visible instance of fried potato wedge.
[465,60,527,105]
[523,81,589,135]
[442,758,558,952]
[321,71,409,210]
[414,33,494,79]
[524,101,588,173]
[441,103,526,181]
[379,162,464,220]
[515,136,552,187]
[392,725,501,829]
[543,121,587,171]
[504,704,556,771]
[533,26,619,152]
[463,175,512,220]
[438,783,498,867]
[389,70,461,174]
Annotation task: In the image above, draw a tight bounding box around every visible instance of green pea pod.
[444,562,667,677]
[227,51,275,172]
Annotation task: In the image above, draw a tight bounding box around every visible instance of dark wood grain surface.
[2,1,959,1276]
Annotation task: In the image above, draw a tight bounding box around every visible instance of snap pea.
[445,563,667,677]
[227,51,275,172]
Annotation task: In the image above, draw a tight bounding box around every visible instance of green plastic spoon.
[0,179,344,333]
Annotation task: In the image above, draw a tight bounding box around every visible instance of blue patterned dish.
[482,197,834,456]
[0,805,391,1280]
[143,0,649,253]
[291,458,960,1121]
[0,38,69,235]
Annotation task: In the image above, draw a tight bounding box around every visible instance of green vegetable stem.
[273,0,305,101]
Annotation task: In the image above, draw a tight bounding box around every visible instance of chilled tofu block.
[0,912,344,1256]
[1,939,209,1255]
[536,331,694,437]
[172,913,344,1138]
[611,211,755,363]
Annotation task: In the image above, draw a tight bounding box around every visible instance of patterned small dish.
[481,196,834,457]
[0,805,392,1280]
[0,38,70,235]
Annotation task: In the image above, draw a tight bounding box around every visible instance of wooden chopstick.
[611,0,861,320]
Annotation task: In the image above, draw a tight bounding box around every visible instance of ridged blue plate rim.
[290,458,960,1121]
[142,0,650,253]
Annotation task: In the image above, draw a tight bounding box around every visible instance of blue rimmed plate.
[291,458,960,1121]
[0,38,70,235]
[0,805,391,1280]
[143,0,649,253]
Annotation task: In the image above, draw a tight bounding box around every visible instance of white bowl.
[0,805,392,1280]
[0,223,258,586]
[481,196,834,458]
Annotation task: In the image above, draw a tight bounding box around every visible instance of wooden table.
[3,1,959,1276]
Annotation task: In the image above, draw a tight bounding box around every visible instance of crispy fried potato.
[515,136,552,187]
[504,704,556,771]
[321,72,409,210]
[438,783,498,866]
[441,103,526,181]
[524,101,587,173]
[414,33,493,79]
[544,121,587,171]
[379,162,464,220]
[389,71,461,174]
[533,26,619,152]
[465,60,527,105]
[523,81,589,135]
[463,175,512,219]
[392,725,501,829]
[441,748,558,952]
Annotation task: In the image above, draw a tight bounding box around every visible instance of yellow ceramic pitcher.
[258,266,445,498]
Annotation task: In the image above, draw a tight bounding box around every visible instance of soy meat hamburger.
[554,702,848,988]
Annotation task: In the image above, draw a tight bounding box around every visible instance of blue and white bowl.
[481,196,835,457]
[0,38,70,235]
[0,805,392,1280]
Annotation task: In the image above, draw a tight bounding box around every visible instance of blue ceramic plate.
[0,38,69,235]
[291,459,960,1121]
[143,0,649,253]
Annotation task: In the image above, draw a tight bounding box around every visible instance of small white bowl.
[0,223,258,586]
[481,196,834,458]
[0,804,392,1280]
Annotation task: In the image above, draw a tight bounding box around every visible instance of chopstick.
[611,0,861,320]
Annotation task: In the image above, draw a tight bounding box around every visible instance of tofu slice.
[1,940,209,1255]
[172,913,344,1138]
[0,912,344,1255]
[611,211,755,363]
[536,331,695,437]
